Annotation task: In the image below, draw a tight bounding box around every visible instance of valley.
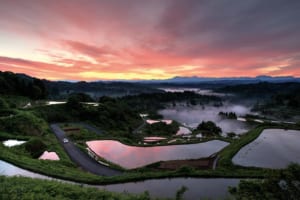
[1,71,300,199]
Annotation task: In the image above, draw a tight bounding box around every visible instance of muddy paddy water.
[86,140,229,169]
[233,129,300,168]
[159,104,252,135]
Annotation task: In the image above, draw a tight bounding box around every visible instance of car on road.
[63,138,69,143]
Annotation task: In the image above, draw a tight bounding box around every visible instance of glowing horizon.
[0,0,300,81]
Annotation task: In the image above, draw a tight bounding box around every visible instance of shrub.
[0,112,48,136]
[0,97,9,110]
[196,121,222,136]
[24,138,47,158]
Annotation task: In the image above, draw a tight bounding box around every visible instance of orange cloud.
[0,0,300,80]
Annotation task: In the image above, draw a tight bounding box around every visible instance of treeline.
[45,79,162,98]
[35,94,142,137]
[144,121,179,136]
[252,88,300,119]
[0,71,47,99]
[218,111,237,119]
[216,82,300,98]
[120,91,222,112]
[270,91,300,108]
[230,164,300,199]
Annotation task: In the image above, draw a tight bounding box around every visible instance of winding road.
[50,123,122,176]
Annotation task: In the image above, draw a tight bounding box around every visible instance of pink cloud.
[0,0,299,80]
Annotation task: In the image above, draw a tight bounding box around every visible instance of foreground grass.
[0,176,167,200]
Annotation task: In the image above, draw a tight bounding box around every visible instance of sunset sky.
[0,0,300,81]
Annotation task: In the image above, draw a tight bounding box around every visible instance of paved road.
[69,122,104,135]
[50,124,122,176]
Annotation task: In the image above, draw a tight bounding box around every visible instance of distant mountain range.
[2,70,300,90]
[9,71,300,84]
[137,75,300,84]
[2,70,300,100]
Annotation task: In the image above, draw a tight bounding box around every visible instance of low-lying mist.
[159,104,253,135]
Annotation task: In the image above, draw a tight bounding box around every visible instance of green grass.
[1,95,30,108]
[0,175,167,200]
[218,126,265,168]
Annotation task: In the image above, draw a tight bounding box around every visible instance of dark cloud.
[0,0,299,79]
[158,0,300,57]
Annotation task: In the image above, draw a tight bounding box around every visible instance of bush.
[230,164,300,200]
[66,93,94,109]
[0,112,48,136]
[196,121,222,136]
[24,138,47,158]
[227,132,236,138]
[0,175,159,200]
[0,97,9,110]
[144,121,179,136]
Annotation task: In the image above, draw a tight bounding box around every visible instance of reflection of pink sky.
[38,151,60,161]
[86,140,228,169]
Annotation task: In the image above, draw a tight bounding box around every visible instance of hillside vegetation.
[0,176,165,200]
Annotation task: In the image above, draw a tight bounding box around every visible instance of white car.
[63,138,69,143]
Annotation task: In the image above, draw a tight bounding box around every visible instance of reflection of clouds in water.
[218,120,249,135]
[159,104,251,134]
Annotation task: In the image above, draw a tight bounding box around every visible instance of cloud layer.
[0,0,299,80]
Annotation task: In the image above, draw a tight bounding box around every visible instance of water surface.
[2,140,26,147]
[160,104,251,135]
[0,160,50,179]
[0,160,239,200]
[87,140,229,169]
[100,177,239,200]
[233,129,300,168]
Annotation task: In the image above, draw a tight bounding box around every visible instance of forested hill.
[45,80,162,99]
[215,82,300,98]
[0,71,47,99]
[0,71,162,100]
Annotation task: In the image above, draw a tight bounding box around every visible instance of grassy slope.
[0,176,166,200]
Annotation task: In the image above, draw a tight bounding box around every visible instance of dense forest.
[44,79,162,99]
[120,91,222,113]
[0,70,162,100]
[216,82,300,98]
[0,71,47,99]
[250,87,300,120]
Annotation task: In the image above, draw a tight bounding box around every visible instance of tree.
[144,121,179,136]
[219,111,237,119]
[227,132,236,138]
[196,121,222,136]
[229,164,300,200]
[0,97,8,110]
[24,138,47,158]
[66,93,93,108]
